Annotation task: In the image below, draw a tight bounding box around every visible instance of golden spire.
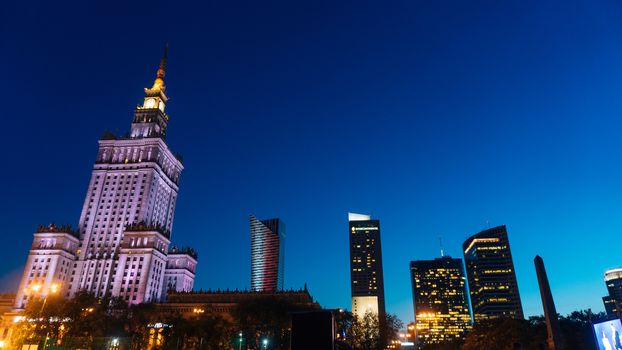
[149,45,168,92]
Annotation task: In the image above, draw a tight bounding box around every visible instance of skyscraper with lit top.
[15,49,197,308]
[463,225,523,321]
[349,212,386,320]
[410,256,471,347]
[603,268,622,316]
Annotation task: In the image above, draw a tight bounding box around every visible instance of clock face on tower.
[144,98,156,109]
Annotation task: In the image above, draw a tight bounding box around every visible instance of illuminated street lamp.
[238,332,243,350]
[25,283,60,349]
[262,338,268,350]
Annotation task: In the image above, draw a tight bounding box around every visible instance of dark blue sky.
[2,0,622,324]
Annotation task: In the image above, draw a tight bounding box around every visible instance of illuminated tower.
[14,225,80,308]
[463,225,524,321]
[250,215,285,292]
[410,256,472,346]
[15,48,197,307]
[603,268,622,316]
[68,47,183,303]
[349,213,386,320]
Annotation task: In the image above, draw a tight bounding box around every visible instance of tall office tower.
[602,268,622,316]
[349,213,386,320]
[463,225,524,321]
[410,257,472,347]
[15,49,197,308]
[250,215,285,292]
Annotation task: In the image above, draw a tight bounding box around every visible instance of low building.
[157,287,320,322]
[0,294,16,348]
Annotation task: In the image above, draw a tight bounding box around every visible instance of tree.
[342,310,403,350]
[232,295,318,349]
[461,310,604,350]
[350,311,380,350]
[461,318,538,350]
[380,313,404,347]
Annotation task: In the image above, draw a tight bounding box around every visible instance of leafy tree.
[380,313,404,347]
[350,310,380,350]
[232,295,318,349]
[161,309,233,350]
[341,310,403,350]
[461,310,604,350]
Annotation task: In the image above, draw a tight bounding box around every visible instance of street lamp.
[237,332,243,350]
[262,338,268,350]
[25,283,60,349]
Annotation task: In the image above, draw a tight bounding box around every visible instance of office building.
[410,257,471,346]
[463,225,524,321]
[250,215,285,291]
[349,212,386,320]
[603,268,622,316]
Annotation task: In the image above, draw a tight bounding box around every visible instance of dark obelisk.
[534,255,566,350]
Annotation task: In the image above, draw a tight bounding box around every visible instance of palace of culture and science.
[14,49,197,308]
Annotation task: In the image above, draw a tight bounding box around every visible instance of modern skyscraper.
[410,256,472,346]
[463,225,524,321]
[14,49,197,308]
[250,215,285,292]
[349,213,386,320]
[602,268,622,316]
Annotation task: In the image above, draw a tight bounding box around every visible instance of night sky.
[2,0,622,324]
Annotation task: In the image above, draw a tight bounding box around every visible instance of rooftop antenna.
[485,220,491,228]
[439,236,444,257]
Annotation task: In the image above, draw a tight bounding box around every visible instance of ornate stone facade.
[15,49,197,308]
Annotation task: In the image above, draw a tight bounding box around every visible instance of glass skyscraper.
[410,256,471,346]
[250,215,285,292]
[462,225,524,321]
[349,212,386,320]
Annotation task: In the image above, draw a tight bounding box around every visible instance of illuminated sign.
[593,318,622,350]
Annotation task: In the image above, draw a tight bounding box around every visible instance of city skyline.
[3,0,622,327]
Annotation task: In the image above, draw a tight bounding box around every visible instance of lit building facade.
[250,215,285,292]
[410,257,471,346]
[349,213,386,320]
[462,225,524,321]
[15,49,197,308]
[603,268,622,316]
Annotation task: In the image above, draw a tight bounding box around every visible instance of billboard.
[593,318,622,350]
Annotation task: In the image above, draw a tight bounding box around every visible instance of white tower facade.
[15,49,197,308]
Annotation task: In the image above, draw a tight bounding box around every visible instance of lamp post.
[25,283,59,350]
[238,332,243,350]
[262,338,268,350]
